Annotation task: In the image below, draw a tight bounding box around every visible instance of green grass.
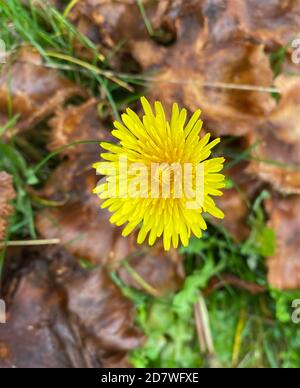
[0,0,300,369]
[0,0,143,119]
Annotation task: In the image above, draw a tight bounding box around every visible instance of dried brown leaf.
[132,34,275,136]
[48,98,113,157]
[69,0,145,51]
[247,76,300,195]
[118,246,184,296]
[265,195,300,290]
[0,248,143,368]
[0,173,16,241]
[215,162,263,241]
[268,75,300,144]
[0,47,87,135]
[36,158,131,267]
[202,0,300,49]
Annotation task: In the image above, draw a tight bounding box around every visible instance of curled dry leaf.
[187,42,275,137]
[48,99,113,157]
[69,0,202,46]
[68,0,200,67]
[216,162,263,241]
[118,246,184,296]
[36,158,131,267]
[247,130,300,195]
[0,172,16,241]
[132,31,275,136]
[247,76,300,195]
[268,75,300,144]
[67,265,144,354]
[0,47,87,135]
[265,195,300,290]
[202,0,300,49]
[0,248,144,368]
[68,0,145,57]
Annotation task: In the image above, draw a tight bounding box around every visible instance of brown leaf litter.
[247,76,300,195]
[48,98,113,157]
[0,248,144,368]
[0,173,16,241]
[130,24,275,137]
[265,195,300,289]
[202,0,300,49]
[216,161,263,241]
[0,47,87,136]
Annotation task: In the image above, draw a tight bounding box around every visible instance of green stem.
[33,140,103,174]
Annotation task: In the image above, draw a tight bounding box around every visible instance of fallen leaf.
[202,0,300,49]
[215,161,263,241]
[67,265,144,353]
[0,47,87,135]
[247,76,300,195]
[36,158,131,267]
[268,75,300,144]
[0,247,144,368]
[132,34,275,136]
[118,246,184,296]
[0,172,16,241]
[48,98,113,157]
[68,0,146,55]
[265,195,300,289]
[247,132,300,195]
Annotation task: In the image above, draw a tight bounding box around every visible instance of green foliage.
[242,191,276,269]
[117,204,300,368]
[172,257,225,317]
[0,0,137,119]
[271,289,300,323]
[0,140,38,238]
[270,46,289,78]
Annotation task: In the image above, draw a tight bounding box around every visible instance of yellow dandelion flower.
[94,97,225,251]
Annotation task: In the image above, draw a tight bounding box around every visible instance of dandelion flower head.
[94,97,225,250]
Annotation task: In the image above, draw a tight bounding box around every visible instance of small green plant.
[0,140,38,238]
